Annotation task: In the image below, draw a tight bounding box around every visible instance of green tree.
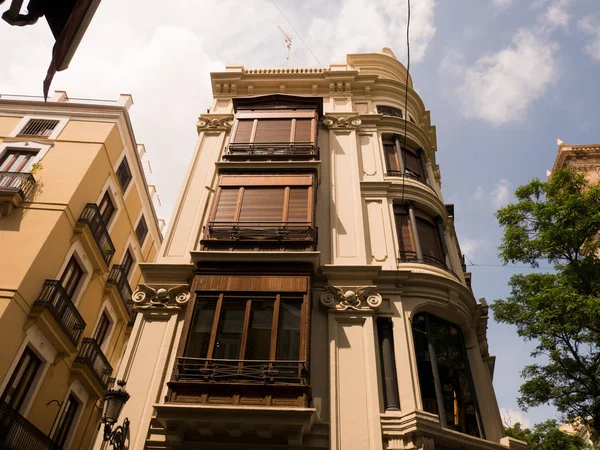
[492,168,600,443]
[504,420,589,450]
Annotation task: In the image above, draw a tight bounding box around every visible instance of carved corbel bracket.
[320,285,382,311]
[196,114,234,133]
[321,114,362,129]
[131,284,191,311]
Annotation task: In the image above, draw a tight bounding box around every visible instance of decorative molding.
[196,114,233,132]
[131,284,190,310]
[322,114,362,129]
[320,285,382,311]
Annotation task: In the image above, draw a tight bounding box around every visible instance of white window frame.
[50,379,90,450]
[56,241,94,306]
[0,140,52,173]
[113,148,134,198]
[0,325,57,416]
[9,115,69,140]
[96,177,122,232]
[92,300,118,353]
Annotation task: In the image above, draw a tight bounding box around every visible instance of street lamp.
[101,379,130,450]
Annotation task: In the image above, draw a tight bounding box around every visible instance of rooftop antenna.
[277,25,293,64]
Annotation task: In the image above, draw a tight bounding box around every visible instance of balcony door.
[98,191,115,226]
[60,255,84,299]
[0,149,37,173]
[0,347,42,412]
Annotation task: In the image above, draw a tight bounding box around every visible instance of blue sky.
[2,0,599,428]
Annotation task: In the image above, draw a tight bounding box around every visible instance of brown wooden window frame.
[98,190,116,226]
[206,174,315,242]
[18,118,60,138]
[0,347,42,413]
[383,139,425,181]
[135,215,148,245]
[51,393,80,447]
[116,157,133,192]
[60,255,85,299]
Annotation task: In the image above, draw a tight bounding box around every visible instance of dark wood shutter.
[254,119,292,143]
[121,249,134,278]
[383,140,400,173]
[60,256,84,298]
[239,188,285,222]
[136,216,148,244]
[116,158,133,191]
[98,191,115,225]
[294,119,312,143]
[393,205,414,252]
[1,347,41,412]
[287,188,309,222]
[415,212,444,262]
[214,188,239,222]
[234,120,253,143]
[404,148,423,179]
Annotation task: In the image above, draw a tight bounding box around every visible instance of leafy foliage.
[504,420,590,450]
[492,169,600,442]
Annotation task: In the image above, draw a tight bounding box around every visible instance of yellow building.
[0,91,162,449]
[552,139,600,183]
[94,50,527,449]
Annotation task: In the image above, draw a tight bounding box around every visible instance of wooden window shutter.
[233,120,254,143]
[294,119,312,143]
[383,140,400,173]
[239,188,285,222]
[415,213,444,261]
[404,148,423,178]
[254,119,292,143]
[287,188,309,222]
[393,205,414,252]
[214,188,239,222]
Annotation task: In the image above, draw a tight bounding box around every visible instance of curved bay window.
[203,174,315,249]
[383,138,428,183]
[170,275,311,407]
[394,204,450,270]
[412,313,483,438]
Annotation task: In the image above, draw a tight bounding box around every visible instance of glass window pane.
[245,301,273,360]
[186,299,217,358]
[412,314,438,415]
[277,300,302,360]
[213,301,246,359]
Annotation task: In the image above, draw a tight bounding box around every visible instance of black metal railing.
[398,251,459,278]
[0,400,61,450]
[0,172,36,199]
[74,338,113,390]
[77,204,115,266]
[225,142,318,158]
[174,358,309,385]
[107,265,134,324]
[385,169,424,183]
[207,222,315,241]
[32,280,86,347]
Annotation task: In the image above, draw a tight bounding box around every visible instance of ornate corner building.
[552,139,600,183]
[98,50,527,450]
[0,92,162,449]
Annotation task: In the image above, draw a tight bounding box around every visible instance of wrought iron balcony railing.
[107,265,135,325]
[206,222,315,242]
[0,400,61,450]
[0,172,36,199]
[32,280,86,347]
[77,204,115,266]
[75,338,113,390]
[398,251,459,278]
[225,142,318,158]
[174,358,309,385]
[385,169,425,183]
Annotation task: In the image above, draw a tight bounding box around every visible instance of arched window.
[394,204,448,269]
[412,313,483,438]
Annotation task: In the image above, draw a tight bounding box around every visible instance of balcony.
[30,280,86,354]
[168,357,310,408]
[0,400,61,450]
[224,142,318,160]
[105,265,135,325]
[72,338,112,398]
[203,222,316,251]
[398,251,458,278]
[74,204,115,271]
[0,172,36,218]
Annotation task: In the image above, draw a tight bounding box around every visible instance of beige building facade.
[0,92,162,449]
[552,140,600,183]
[97,50,527,450]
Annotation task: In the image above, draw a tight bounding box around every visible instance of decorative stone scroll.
[196,114,233,132]
[131,284,191,311]
[320,285,382,311]
[322,115,362,129]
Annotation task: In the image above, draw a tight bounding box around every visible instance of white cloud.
[542,0,570,29]
[306,0,437,64]
[579,15,600,62]
[491,179,512,209]
[461,238,484,258]
[492,0,512,7]
[456,30,558,125]
[500,408,531,428]
[472,185,486,202]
